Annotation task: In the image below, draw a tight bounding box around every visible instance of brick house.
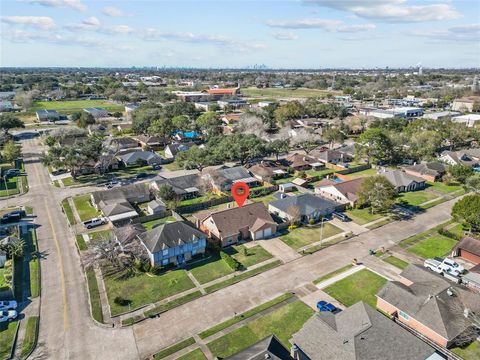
[452,236,480,265]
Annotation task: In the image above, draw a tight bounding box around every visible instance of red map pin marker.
[231,182,250,208]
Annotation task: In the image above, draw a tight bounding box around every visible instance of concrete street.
[1,135,457,359]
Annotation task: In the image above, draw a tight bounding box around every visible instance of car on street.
[0,300,17,310]
[83,217,107,229]
[0,309,17,323]
[316,300,338,312]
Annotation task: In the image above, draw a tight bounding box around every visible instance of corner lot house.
[379,170,426,192]
[138,221,207,267]
[291,302,439,360]
[453,236,480,265]
[402,162,446,182]
[376,264,480,348]
[269,193,337,223]
[195,202,276,247]
[315,177,365,207]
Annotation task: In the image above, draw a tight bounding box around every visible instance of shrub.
[220,251,240,271]
[308,218,315,225]
[142,261,152,273]
[133,259,143,271]
[438,228,461,241]
[114,296,131,306]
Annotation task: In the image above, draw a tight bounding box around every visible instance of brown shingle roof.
[455,236,480,257]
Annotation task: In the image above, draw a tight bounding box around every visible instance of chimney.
[290,344,300,360]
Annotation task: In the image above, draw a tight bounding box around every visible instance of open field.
[324,269,387,308]
[241,87,341,98]
[31,100,123,114]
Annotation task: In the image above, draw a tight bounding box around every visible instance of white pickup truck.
[424,258,461,277]
[435,257,465,274]
[83,217,106,229]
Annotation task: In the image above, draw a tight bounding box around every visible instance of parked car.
[332,211,350,222]
[316,300,338,312]
[424,259,461,276]
[0,210,26,224]
[3,169,21,178]
[0,300,17,310]
[83,217,106,229]
[0,309,17,323]
[434,257,465,274]
[135,172,148,180]
[52,169,67,176]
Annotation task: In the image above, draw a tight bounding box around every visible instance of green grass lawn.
[0,321,18,360]
[408,234,458,259]
[188,254,234,284]
[446,223,465,238]
[241,87,340,98]
[61,177,74,187]
[452,340,480,360]
[179,193,223,206]
[72,194,101,221]
[20,316,39,358]
[144,291,203,318]
[0,177,19,197]
[426,181,463,194]
[313,264,354,285]
[383,256,409,270]
[153,337,196,359]
[103,267,195,315]
[177,349,207,360]
[76,235,87,251]
[227,245,273,268]
[207,300,314,358]
[280,223,343,249]
[345,168,377,179]
[396,190,438,207]
[305,168,334,178]
[61,199,76,225]
[88,230,113,245]
[251,193,278,206]
[346,208,383,225]
[141,216,177,230]
[0,267,10,291]
[86,268,103,323]
[32,99,123,113]
[324,269,387,308]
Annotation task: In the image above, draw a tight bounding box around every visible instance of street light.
[319,216,325,249]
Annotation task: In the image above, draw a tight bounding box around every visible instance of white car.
[0,300,17,310]
[441,258,465,274]
[0,309,17,323]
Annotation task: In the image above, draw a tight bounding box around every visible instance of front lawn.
[227,245,273,268]
[408,234,458,259]
[324,269,387,308]
[396,190,438,207]
[72,194,101,221]
[0,321,18,360]
[141,216,177,230]
[0,177,19,197]
[207,300,314,358]
[187,254,234,284]
[61,177,74,187]
[88,230,113,245]
[452,340,480,360]
[313,264,354,285]
[426,181,463,194]
[103,267,195,315]
[177,349,207,360]
[383,256,409,270]
[280,223,343,249]
[346,208,383,225]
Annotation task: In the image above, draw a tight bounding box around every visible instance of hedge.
[220,251,240,271]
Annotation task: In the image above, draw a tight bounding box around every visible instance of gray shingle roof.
[379,170,425,188]
[292,302,436,360]
[152,174,202,196]
[269,193,336,217]
[92,183,150,205]
[226,335,293,360]
[403,162,446,177]
[138,221,206,253]
[118,150,162,165]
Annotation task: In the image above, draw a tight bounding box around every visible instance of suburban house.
[138,221,207,267]
[268,193,337,223]
[91,184,152,223]
[135,135,164,149]
[376,264,480,348]
[76,154,120,175]
[146,199,166,215]
[452,236,480,265]
[379,170,426,192]
[105,137,139,153]
[221,114,241,125]
[195,202,277,247]
[461,265,480,293]
[202,165,259,192]
[315,178,365,207]
[439,149,480,168]
[36,109,59,122]
[402,162,447,182]
[290,302,440,360]
[118,150,163,167]
[451,97,479,112]
[173,131,200,142]
[164,142,195,159]
[248,162,288,182]
[150,173,203,200]
[83,107,108,118]
[286,154,319,171]
[312,149,352,165]
[225,335,293,360]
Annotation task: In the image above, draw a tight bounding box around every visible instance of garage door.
[263,228,272,238]
[255,231,264,240]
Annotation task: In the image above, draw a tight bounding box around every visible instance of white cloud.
[337,24,376,33]
[271,32,299,40]
[102,6,124,17]
[411,23,480,42]
[65,17,133,34]
[266,18,375,33]
[1,16,55,29]
[82,16,100,27]
[21,0,87,12]
[303,0,461,23]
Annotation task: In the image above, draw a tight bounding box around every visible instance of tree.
[195,112,222,137]
[274,101,304,126]
[2,140,22,162]
[8,237,25,258]
[0,114,24,134]
[14,91,34,109]
[452,195,480,231]
[77,112,95,128]
[176,145,215,171]
[465,176,480,193]
[148,117,173,143]
[449,165,473,184]
[289,128,319,154]
[357,175,396,213]
[171,115,191,132]
[267,139,289,160]
[358,128,395,164]
[214,134,267,165]
[157,184,176,202]
[322,127,346,148]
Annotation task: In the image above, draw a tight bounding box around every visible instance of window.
[399,311,410,320]
[162,259,168,266]
[162,249,168,256]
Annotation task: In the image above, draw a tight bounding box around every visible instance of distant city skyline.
[1,0,479,68]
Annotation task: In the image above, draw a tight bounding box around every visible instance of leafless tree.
[237,114,269,139]
[448,288,480,347]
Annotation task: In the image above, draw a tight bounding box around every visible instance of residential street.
[2,136,457,359]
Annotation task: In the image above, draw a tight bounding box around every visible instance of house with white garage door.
[194,202,277,247]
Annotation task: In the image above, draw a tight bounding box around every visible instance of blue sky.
[1,0,479,68]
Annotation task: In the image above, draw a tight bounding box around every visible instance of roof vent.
[264,354,271,359]
[343,339,349,344]
[447,288,454,297]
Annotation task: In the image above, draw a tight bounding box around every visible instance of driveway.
[330,217,368,235]
[257,237,302,263]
